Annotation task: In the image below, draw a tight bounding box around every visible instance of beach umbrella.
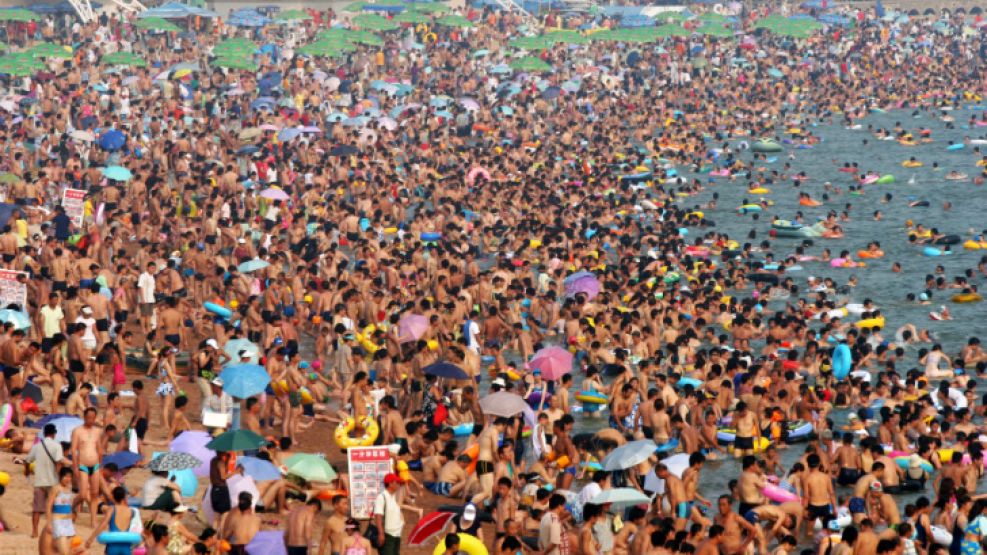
[135,16,181,32]
[411,2,450,13]
[479,392,527,417]
[0,8,39,21]
[329,144,359,156]
[228,473,263,510]
[0,309,31,330]
[529,346,573,380]
[352,14,399,31]
[274,9,312,21]
[509,36,554,50]
[697,24,734,38]
[46,416,83,443]
[21,381,43,404]
[219,364,270,399]
[98,130,126,151]
[236,456,282,482]
[102,450,141,470]
[101,166,132,181]
[591,487,651,507]
[236,145,260,156]
[101,52,147,67]
[545,29,589,44]
[30,43,72,59]
[245,531,286,555]
[147,451,203,472]
[662,453,691,478]
[408,511,456,546]
[237,258,270,273]
[397,313,429,343]
[224,338,260,364]
[284,453,337,483]
[259,187,290,201]
[213,56,259,72]
[170,430,215,477]
[600,439,658,471]
[278,128,302,142]
[422,361,469,380]
[510,56,552,73]
[394,11,430,23]
[436,504,495,522]
[656,23,690,37]
[459,97,480,111]
[564,274,601,299]
[206,429,267,452]
[436,14,473,27]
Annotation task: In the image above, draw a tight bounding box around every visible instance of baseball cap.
[383,473,403,486]
[211,377,224,387]
[206,339,219,349]
[491,378,506,387]
[463,503,477,522]
[870,481,883,492]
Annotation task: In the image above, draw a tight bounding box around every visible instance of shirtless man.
[223,492,261,554]
[714,495,758,555]
[470,416,507,507]
[732,402,759,457]
[85,283,112,346]
[70,407,103,527]
[803,453,837,530]
[318,495,349,555]
[552,417,579,490]
[695,525,726,555]
[746,502,803,551]
[656,463,690,531]
[834,432,863,486]
[425,455,470,497]
[284,499,321,555]
[379,396,408,455]
[738,456,767,520]
[158,297,184,356]
[865,481,901,537]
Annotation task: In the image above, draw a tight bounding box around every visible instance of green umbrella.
[410,2,450,14]
[275,9,313,22]
[436,14,473,28]
[0,9,39,22]
[134,17,181,32]
[510,56,552,73]
[205,429,267,452]
[544,29,589,44]
[509,36,554,50]
[349,31,384,46]
[29,43,73,60]
[298,41,348,57]
[698,12,729,24]
[101,51,147,67]
[659,11,690,23]
[696,24,734,38]
[393,11,430,24]
[655,23,690,38]
[352,14,399,31]
[284,454,338,483]
[213,56,258,72]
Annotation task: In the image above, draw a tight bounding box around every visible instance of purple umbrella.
[259,188,290,201]
[246,531,287,555]
[397,313,429,343]
[564,275,601,300]
[529,346,574,380]
[169,430,215,478]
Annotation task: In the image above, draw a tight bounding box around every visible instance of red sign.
[346,446,393,520]
[61,188,86,227]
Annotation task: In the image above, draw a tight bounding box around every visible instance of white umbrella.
[478,392,527,417]
[600,439,658,471]
[591,487,652,507]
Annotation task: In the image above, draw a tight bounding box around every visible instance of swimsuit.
[80,463,100,474]
[475,460,494,476]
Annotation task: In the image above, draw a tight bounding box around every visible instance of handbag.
[364,493,386,544]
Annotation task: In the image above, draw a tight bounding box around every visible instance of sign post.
[61,188,87,227]
[346,446,393,520]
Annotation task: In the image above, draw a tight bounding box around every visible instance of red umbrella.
[408,511,455,546]
[529,346,574,381]
[397,313,429,343]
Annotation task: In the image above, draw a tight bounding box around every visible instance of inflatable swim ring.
[832,343,852,380]
[452,423,475,436]
[98,532,142,545]
[575,390,608,405]
[334,415,379,449]
[762,483,800,503]
[875,175,896,184]
[420,232,442,242]
[902,161,924,168]
[0,403,11,436]
[856,250,884,259]
[204,302,233,319]
[433,533,488,555]
[952,293,983,303]
[855,316,885,329]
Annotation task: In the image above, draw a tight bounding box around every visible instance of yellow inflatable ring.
[334,416,379,449]
[855,316,885,329]
[433,533,488,555]
[952,293,983,303]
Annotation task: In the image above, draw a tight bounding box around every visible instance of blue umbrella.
[103,450,142,470]
[278,128,302,141]
[246,531,287,555]
[423,361,469,380]
[0,309,30,330]
[250,98,276,111]
[98,130,126,151]
[342,116,368,127]
[326,112,347,122]
[220,364,271,398]
[47,416,83,443]
[236,456,283,481]
[236,145,260,156]
[31,413,74,428]
[237,258,270,273]
[429,96,451,107]
[102,166,132,181]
